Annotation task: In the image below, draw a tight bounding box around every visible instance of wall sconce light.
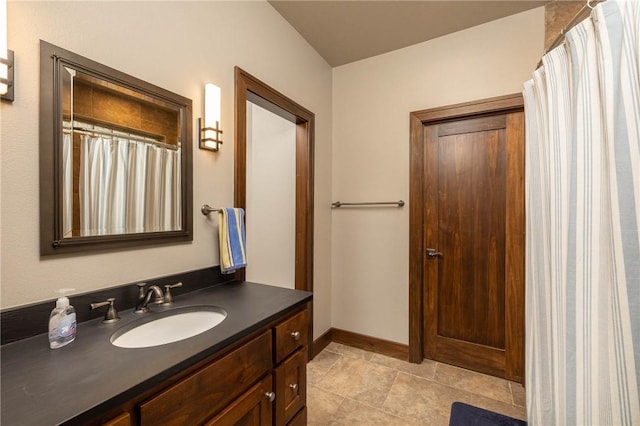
[199,83,222,151]
[0,0,14,102]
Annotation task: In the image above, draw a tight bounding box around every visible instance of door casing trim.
[234,66,314,293]
[234,67,315,359]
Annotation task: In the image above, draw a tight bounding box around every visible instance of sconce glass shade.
[205,84,221,127]
[0,0,13,102]
[0,0,6,68]
[199,83,222,151]
[0,51,8,95]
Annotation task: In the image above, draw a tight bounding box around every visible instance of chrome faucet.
[134,283,164,313]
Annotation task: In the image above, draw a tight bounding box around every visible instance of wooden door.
[409,94,525,383]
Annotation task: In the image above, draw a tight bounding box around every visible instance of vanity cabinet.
[135,305,308,426]
[0,282,312,426]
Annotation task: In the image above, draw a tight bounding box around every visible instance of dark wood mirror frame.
[39,40,193,255]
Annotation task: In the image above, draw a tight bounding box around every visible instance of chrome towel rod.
[201,204,221,216]
[331,200,405,208]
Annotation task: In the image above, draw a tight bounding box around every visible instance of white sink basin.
[111,305,227,348]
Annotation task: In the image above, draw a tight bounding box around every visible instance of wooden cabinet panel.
[274,309,308,364]
[101,412,130,426]
[139,330,272,426]
[287,406,307,426]
[205,376,273,426]
[274,348,306,425]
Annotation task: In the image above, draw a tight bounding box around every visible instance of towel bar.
[331,200,405,208]
[201,204,220,216]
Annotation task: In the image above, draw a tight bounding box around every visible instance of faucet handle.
[90,298,120,323]
[136,282,147,297]
[162,282,183,305]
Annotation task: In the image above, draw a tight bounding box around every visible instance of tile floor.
[306,342,527,426]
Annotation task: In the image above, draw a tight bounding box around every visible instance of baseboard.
[312,328,333,358]
[312,327,409,361]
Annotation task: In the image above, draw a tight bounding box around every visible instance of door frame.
[234,66,314,293]
[234,67,315,357]
[408,93,525,381]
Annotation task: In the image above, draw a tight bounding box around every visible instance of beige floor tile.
[307,384,344,426]
[308,345,527,425]
[370,353,437,380]
[510,382,527,407]
[317,355,398,407]
[325,342,375,360]
[330,398,420,426]
[382,372,463,426]
[433,362,513,404]
[308,350,342,385]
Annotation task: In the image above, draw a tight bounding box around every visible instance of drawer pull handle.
[289,383,298,392]
[265,391,276,402]
[291,331,301,340]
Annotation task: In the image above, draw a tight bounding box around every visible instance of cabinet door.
[139,331,272,425]
[205,376,273,426]
[274,348,306,425]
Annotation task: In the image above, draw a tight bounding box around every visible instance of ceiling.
[268,1,548,67]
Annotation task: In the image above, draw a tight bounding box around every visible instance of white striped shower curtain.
[523,0,639,424]
[78,135,181,236]
[62,133,73,237]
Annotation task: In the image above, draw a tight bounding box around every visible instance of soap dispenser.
[48,289,77,349]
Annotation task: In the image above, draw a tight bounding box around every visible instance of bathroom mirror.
[39,40,193,255]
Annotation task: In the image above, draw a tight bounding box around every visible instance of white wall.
[245,102,296,289]
[331,7,544,344]
[1,1,333,338]
[1,1,546,347]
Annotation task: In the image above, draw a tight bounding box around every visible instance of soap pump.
[48,288,77,349]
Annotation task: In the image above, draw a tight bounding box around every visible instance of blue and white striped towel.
[218,208,247,274]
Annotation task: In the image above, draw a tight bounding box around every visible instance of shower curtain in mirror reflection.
[523,1,639,425]
[62,134,181,237]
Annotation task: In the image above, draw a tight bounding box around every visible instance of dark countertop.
[0,281,312,426]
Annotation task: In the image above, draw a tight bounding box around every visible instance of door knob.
[426,248,443,259]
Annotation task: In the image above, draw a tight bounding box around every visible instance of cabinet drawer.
[274,348,307,425]
[274,309,308,363]
[204,375,273,426]
[139,330,272,426]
